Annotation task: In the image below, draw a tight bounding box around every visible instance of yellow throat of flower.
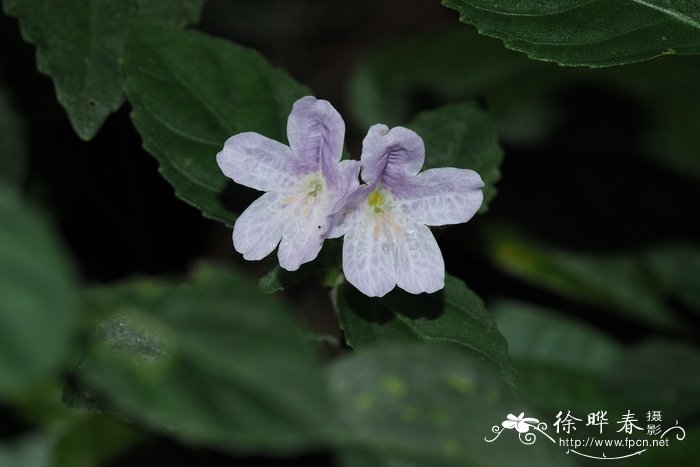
[307,178,323,197]
[367,189,386,213]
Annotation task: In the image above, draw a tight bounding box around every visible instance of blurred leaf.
[643,244,700,315]
[0,88,26,188]
[69,263,331,454]
[333,275,517,390]
[2,0,204,140]
[407,102,503,213]
[632,425,700,466]
[0,183,80,398]
[487,230,685,331]
[493,300,622,413]
[0,434,51,467]
[440,0,700,67]
[54,414,140,467]
[348,28,700,180]
[13,382,141,467]
[124,22,310,226]
[605,340,700,420]
[329,344,571,467]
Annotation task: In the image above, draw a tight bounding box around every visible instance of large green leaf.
[441,0,700,67]
[407,102,503,212]
[3,0,204,140]
[68,263,331,454]
[493,300,623,413]
[124,22,310,226]
[0,434,51,467]
[487,230,685,331]
[643,244,700,315]
[333,275,517,390]
[348,27,700,180]
[604,340,700,419]
[329,344,571,467]
[0,87,26,189]
[0,184,80,398]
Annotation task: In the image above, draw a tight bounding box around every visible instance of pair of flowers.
[216,96,483,297]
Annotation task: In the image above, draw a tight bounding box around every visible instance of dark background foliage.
[1,0,698,465]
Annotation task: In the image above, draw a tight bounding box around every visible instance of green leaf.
[124,22,310,226]
[487,230,685,331]
[3,0,204,140]
[643,244,700,315]
[69,263,331,454]
[0,434,51,467]
[493,300,623,413]
[348,27,700,180]
[333,274,517,390]
[259,239,342,294]
[54,414,141,467]
[0,88,26,189]
[604,340,700,419]
[329,344,571,467]
[441,0,700,67]
[0,183,80,398]
[407,102,503,213]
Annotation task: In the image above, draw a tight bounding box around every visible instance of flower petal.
[394,220,444,294]
[217,132,299,192]
[360,124,425,186]
[342,211,397,297]
[287,96,345,176]
[277,197,334,271]
[232,192,285,260]
[395,167,484,226]
[502,420,517,429]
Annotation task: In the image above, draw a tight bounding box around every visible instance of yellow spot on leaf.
[381,375,407,397]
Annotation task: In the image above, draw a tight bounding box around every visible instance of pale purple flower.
[216,96,360,271]
[329,124,484,297]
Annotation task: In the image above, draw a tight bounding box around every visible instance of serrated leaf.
[0,88,26,189]
[487,230,685,331]
[493,300,623,413]
[3,0,204,140]
[329,344,571,467]
[348,27,700,180]
[69,263,331,455]
[333,274,517,390]
[407,102,503,213]
[124,22,310,226]
[0,183,80,398]
[441,0,700,67]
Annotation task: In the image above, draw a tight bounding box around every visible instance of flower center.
[367,189,386,213]
[306,177,323,197]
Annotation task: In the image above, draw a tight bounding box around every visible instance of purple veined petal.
[360,124,425,187]
[217,132,300,192]
[394,167,484,226]
[277,194,335,271]
[394,219,445,294]
[287,96,345,181]
[232,191,286,261]
[342,210,397,297]
[325,160,365,239]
